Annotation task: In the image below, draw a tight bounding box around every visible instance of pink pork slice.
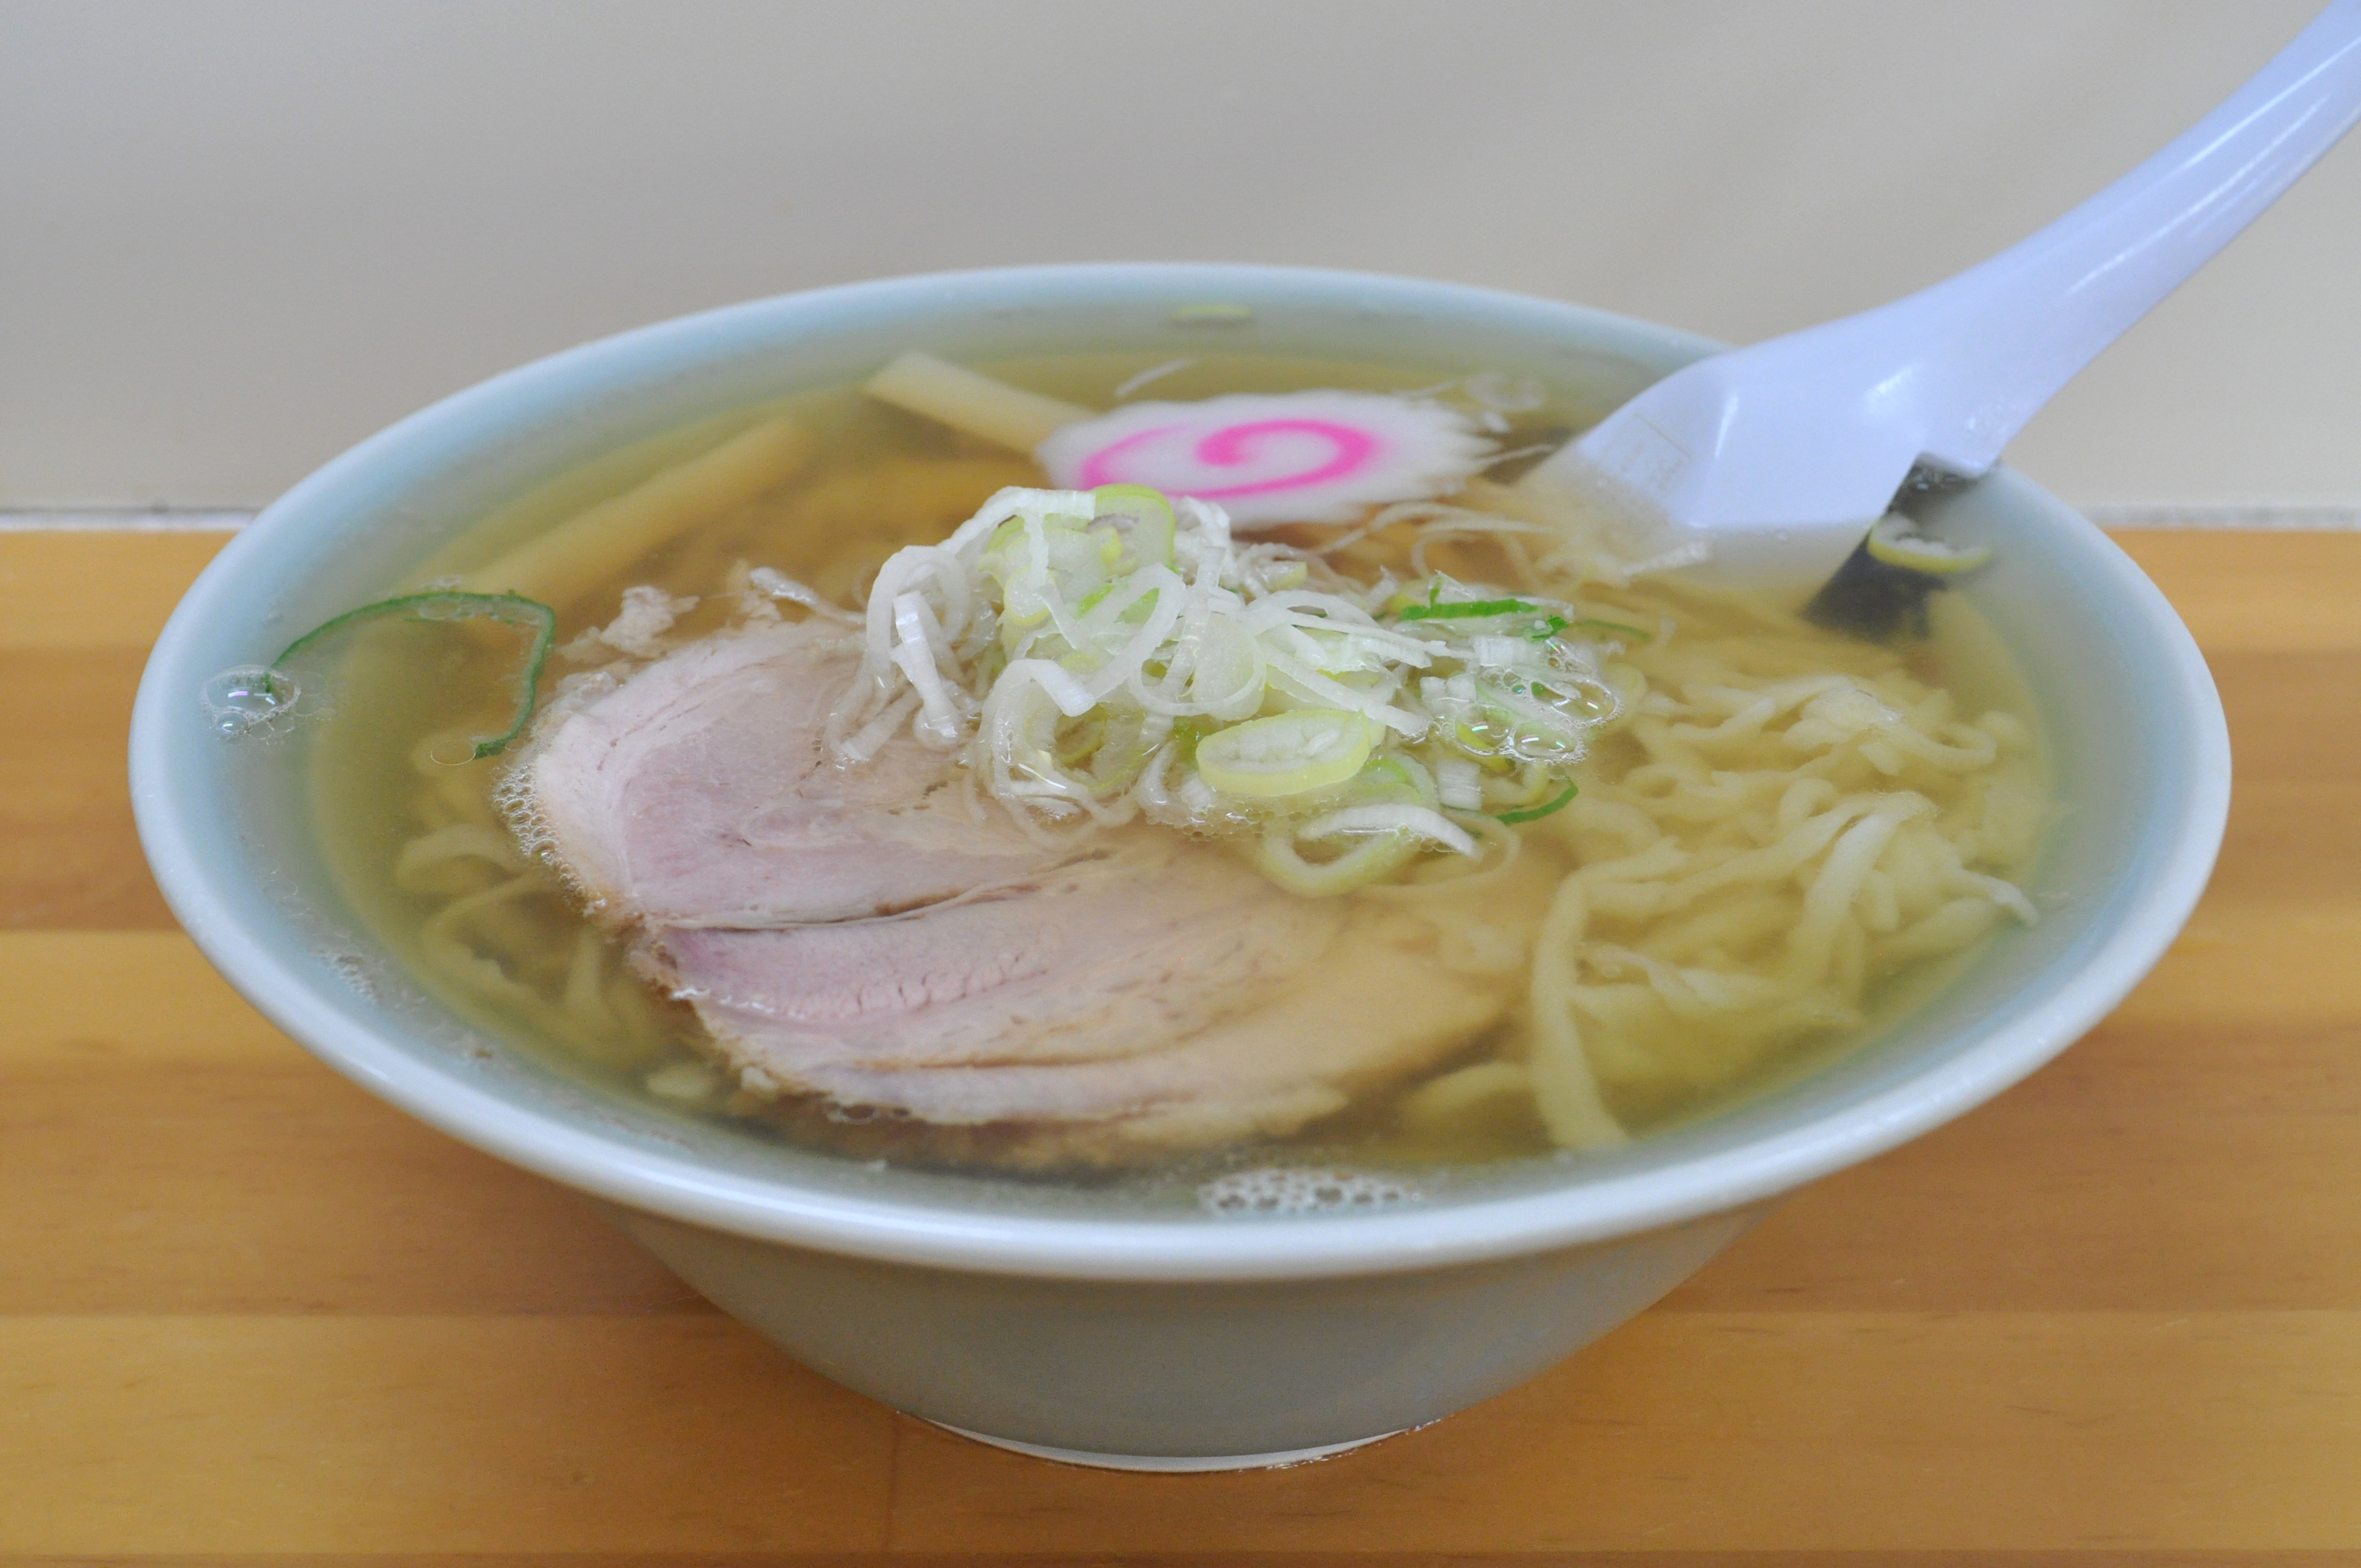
[519,619,1503,1164]
[522,624,1052,927]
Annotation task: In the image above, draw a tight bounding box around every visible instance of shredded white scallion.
[1299,804,1479,857]
[822,485,1627,892]
[1437,757,1484,811]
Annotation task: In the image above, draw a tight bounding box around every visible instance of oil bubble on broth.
[292,349,2050,1193]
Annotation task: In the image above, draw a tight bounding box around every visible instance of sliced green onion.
[273,590,556,759]
[1301,803,1477,857]
[1195,707,1373,798]
[1864,515,1994,576]
[1435,756,1483,810]
[1352,755,1422,799]
[1525,614,1570,640]
[1399,596,1543,622]
[1094,483,1176,568]
[1252,820,1421,896]
[1495,780,1579,824]
[981,510,1113,631]
[1074,708,1152,797]
[1481,760,1559,808]
[1052,714,1106,766]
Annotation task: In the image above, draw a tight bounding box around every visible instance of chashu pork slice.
[772,917,1503,1167]
[516,618,1506,1166]
[522,623,1053,927]
[654,833,1341,1070]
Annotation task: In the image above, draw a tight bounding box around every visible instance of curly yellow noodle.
[360,397,2045,1168]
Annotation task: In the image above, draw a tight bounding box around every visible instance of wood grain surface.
[2,527,2355,1565]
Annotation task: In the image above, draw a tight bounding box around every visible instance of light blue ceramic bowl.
[129,265,2229,1468]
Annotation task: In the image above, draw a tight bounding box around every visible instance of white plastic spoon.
[1525,0,2361,588]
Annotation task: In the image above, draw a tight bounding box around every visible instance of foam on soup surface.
[294,351,2050,1184]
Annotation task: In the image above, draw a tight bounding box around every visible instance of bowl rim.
[130,261,2232,1283]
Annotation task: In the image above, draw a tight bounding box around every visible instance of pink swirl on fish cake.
[1037,391,1496,527]
[1077,418,1383,500]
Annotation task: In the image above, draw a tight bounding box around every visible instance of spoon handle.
[1538,1,2361,564]
[1901,0,2361,477]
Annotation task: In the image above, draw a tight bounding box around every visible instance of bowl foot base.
[927,1420,1403,1472]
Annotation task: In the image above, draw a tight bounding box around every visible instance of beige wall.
[4,0,2354,510]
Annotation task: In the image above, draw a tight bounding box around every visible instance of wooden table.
[3,526,2355,1564]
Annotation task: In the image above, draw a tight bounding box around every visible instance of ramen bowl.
[129,264,2229,1468]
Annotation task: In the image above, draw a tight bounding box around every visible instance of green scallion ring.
[1495,780,1579,824]
[273,589,558,759]
[1864,515,1994,576]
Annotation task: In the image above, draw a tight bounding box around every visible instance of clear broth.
[305,350,2051,1186]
